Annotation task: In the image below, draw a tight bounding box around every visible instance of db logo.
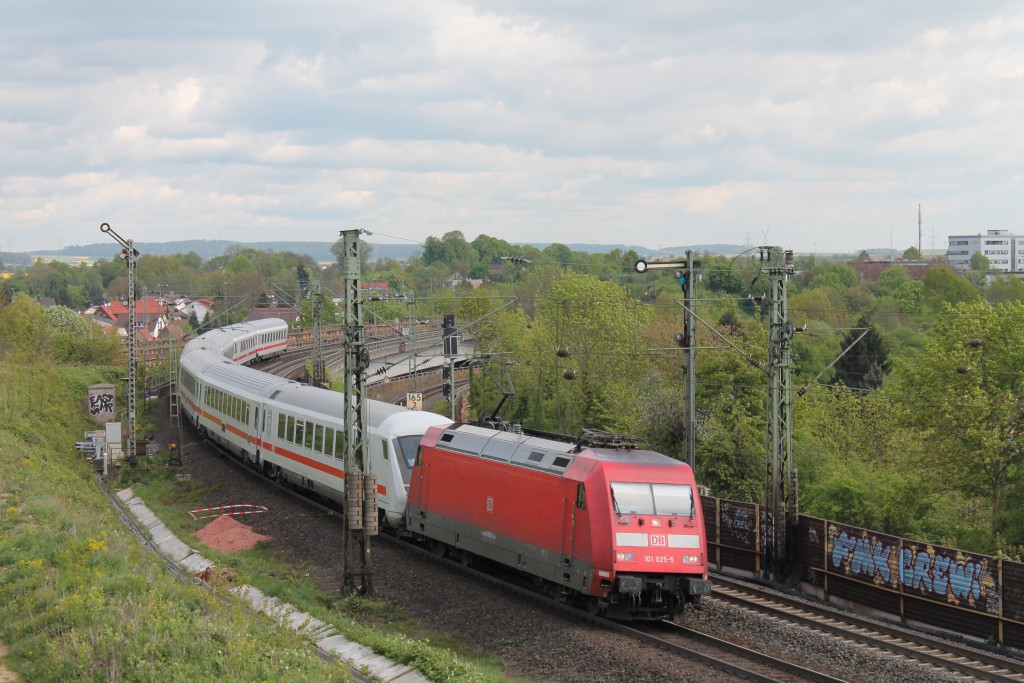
[650,534,667,547]
[486,496,494,512]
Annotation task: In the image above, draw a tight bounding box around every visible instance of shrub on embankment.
[0,297,349,681]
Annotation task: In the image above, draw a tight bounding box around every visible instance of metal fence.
[702,495,1024,650]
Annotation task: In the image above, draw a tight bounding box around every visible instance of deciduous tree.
[896,301,1024,543]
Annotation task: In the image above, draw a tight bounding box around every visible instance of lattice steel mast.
[760,246,797,578]
[340,229,374,594]
[310,280,327,387]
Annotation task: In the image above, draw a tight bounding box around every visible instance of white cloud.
[1,1,1024,253]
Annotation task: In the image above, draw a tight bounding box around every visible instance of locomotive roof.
[434,424,689,476]
[589,448,686,467]
[436,423,580,475]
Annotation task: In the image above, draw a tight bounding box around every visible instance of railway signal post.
[633,254,699,470]
[442,313,459,420]
[99,223,139,468]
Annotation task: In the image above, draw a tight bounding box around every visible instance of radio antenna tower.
[918,204,923,255]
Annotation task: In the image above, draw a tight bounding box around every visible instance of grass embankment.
[0,360,513,682]
[0,361,348,682]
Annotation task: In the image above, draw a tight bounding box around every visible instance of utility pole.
[681,250,697,472]
[100,223,138,466]
[340,229,374,594]
[918,204,923,255]
[760,245,796,580]
[634,254,699,470]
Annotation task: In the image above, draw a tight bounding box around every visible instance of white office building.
[946,230,1024,273]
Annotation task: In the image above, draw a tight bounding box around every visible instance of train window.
[576,483,587,510]
[294,420,305,445]
[314,425,324,453]
[415,445,423,467]
[325,428,335,457]
[278,414,286,439]
[652,484,694,517]
[334,432,344,458]
[610,482,655,515]
[393,436,421,470]
[287,416,296,442]
[381,438,389,460]
[304,423,314,449]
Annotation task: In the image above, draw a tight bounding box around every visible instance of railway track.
[709,574,1024,682]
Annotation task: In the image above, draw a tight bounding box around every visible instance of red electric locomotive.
[406,423,711,620]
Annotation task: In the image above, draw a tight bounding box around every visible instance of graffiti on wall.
[720,502,756,546]
[89,392,115,416]
[826,524,998,615]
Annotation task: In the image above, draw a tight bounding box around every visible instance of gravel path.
[151,395,965,683]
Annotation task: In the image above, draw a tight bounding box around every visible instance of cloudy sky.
[2,1,1022,255]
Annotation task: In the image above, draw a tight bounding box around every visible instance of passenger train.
[179,319,450,529]
[180,319,711,620]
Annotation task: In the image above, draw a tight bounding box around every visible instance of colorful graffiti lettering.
[827,525,998,615]
[828,529,895,586]
[900,547,996,610]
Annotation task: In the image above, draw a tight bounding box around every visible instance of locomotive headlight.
[615,551,635,562]
[682,554,699,564]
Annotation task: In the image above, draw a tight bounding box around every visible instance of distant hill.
[26,240,421,264]
[23,240,753,264]
[7,240,944,267]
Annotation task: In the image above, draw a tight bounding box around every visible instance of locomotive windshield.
[610,482,694,517]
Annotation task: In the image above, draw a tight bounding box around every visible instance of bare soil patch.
[196,514,271,553]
